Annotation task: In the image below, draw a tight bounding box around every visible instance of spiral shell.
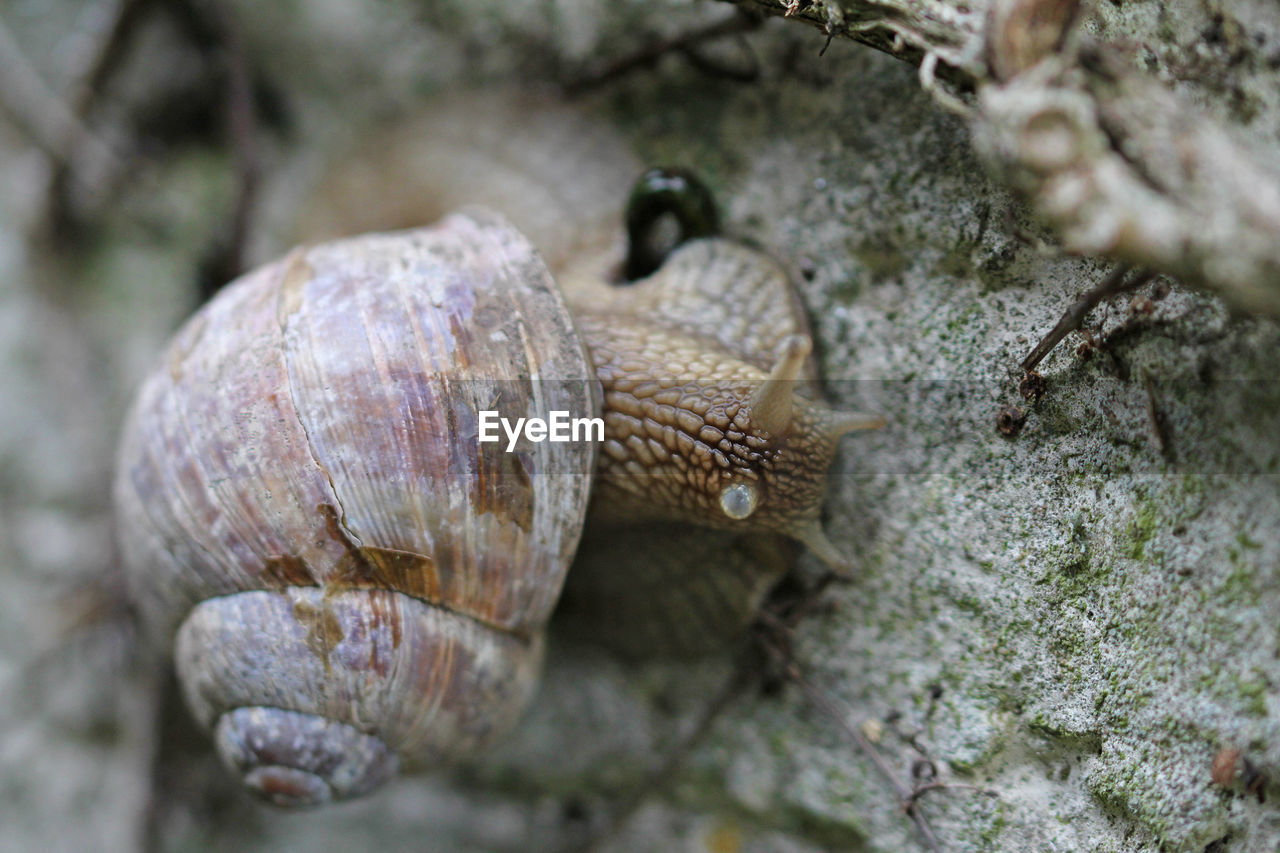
[114,210,599,805]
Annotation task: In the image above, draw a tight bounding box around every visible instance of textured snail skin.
[115,94,877,806]
[553,237,866,658]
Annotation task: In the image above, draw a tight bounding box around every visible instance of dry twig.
[565,662,753,853]
[1020,266,1153,372]
[43,0,155,237]
[565,10,764,95]
[0,16,122,201]
[755,607,947,853]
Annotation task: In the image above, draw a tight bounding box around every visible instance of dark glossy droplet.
[622,167,720,281]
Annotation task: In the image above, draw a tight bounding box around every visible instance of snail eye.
[718,481,759,520]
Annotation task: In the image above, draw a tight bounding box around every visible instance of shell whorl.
[214,709,397,807]
[114,211,597,803]
[178,588,544,805]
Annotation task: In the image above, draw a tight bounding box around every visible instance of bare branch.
[1019,266,1153,372]
[0,16,116,168]
[721,0,986,84]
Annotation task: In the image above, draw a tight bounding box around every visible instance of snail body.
[114,95,880,806]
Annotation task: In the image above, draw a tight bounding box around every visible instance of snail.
[113,92,883,808]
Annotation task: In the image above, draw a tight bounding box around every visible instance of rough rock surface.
[2,1,1278,851]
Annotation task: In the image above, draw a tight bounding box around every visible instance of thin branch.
[1141,369,1171,460]
[907,780,999,806]
[68,0,155,117]
[0,16,119,170]
[211,0,260,285]
[755,609,944,853]
[1020,267,1153,373]
[564,10,764,95]
[719,0,986,84]
[566,661,752,853]
[45,0,155,236]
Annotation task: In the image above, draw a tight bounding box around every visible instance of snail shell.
[116,211,597,804]
[115,93,882,806]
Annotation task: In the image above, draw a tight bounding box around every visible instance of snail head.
[586,325,883,572]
